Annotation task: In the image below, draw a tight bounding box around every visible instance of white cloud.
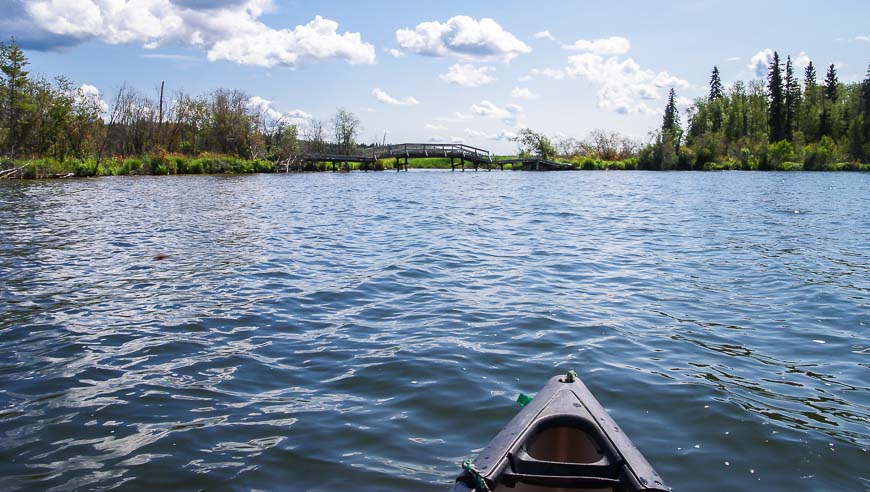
[727,56,741,62]
[856,35,870,42]
[372,88,420,106]
[464,128,517,141]
[77,83,108,115]
[470,100,523,123]
[511,87,538,99]
[396,15,531,62]
[451,136,465,143]
[425,123,448,131]
[793,51,811,70]
[526,68,567,80]
[247,96,312,127]
[534,30,555,41]
[427,134,446,142]
[21,2,375,68]
[360,106,376,113]
[747,48,774,78]
[208,16,376,67]
[562,36,630,55]
[566,53,688,114]
[386,48,405,57]
[247,95,283,121]
[439,63,496,87]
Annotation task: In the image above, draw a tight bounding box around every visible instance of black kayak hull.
[452,373,668,491]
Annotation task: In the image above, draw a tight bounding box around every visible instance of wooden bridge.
[282,143,573,172]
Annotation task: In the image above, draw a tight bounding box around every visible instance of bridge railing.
[368,143,492,161]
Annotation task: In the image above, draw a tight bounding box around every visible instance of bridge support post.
[451,157,455,171]
[461,159,464,172]
[404,156,408,171]
[395,156,399,171]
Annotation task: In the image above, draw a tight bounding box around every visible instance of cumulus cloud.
[856,35,870,42]
[16,2,375,68]
[525,68,567,80]
[470,100,523,123]
[518,37,686,115]
[208,16,376,67]
[747,48,774,78]
[246,96,312,127]
[792,51,811,69]
[439,63,496,87]
[372,88,420,106]
[396,15,531,62]
[425,123,448,131]
[562,36,630,55]
[534,30,555,41]
[511,87,538,99]
[566,53,688,114]
[77,83,108,115]
[386,48,405,57]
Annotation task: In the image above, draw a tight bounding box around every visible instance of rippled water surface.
[0,171,868,491]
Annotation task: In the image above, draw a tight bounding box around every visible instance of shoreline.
[2,158,868,181]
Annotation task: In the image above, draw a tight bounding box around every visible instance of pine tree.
[804,61,817,90]
[662,88,681,132]
[767,51,786,143]
[0,37,30,156]
[824,64,838,101]
[819,64,839,138]
[709,66,724,101]
[784,56,800,141]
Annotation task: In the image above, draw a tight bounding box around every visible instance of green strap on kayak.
[516,393,533,406]
[461,459,491,491]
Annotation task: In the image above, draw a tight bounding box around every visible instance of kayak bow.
[452,372,668,491]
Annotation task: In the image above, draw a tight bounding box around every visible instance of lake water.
[0,171,868,491]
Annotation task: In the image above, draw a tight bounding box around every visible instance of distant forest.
[1,37,869,176]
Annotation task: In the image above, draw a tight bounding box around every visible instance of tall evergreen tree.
[819,64,839,138]
[804,61,817,90]
[784,56,801,141]
[709,66,724,101]
[0,38,30,156]
[824,64,838,101]
[767,51,786,143]
[662,88,681,132]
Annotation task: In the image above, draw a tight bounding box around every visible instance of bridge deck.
[290,143,575,172]
[368,143,492,163]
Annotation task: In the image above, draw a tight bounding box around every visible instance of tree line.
[0,38,368,175]
[3,36,868,175]
[655,55,870,170]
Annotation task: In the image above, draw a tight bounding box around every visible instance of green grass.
[2,155,277,178]
[4,154,868,179]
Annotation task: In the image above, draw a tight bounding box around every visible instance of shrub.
[767,140,796,169]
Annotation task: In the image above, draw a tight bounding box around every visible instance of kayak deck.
[452,372,668,491]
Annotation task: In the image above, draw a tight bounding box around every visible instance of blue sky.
[7,0,870,152]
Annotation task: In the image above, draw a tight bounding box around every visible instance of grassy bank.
[3,154,868,179]
[1,155,275,179]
